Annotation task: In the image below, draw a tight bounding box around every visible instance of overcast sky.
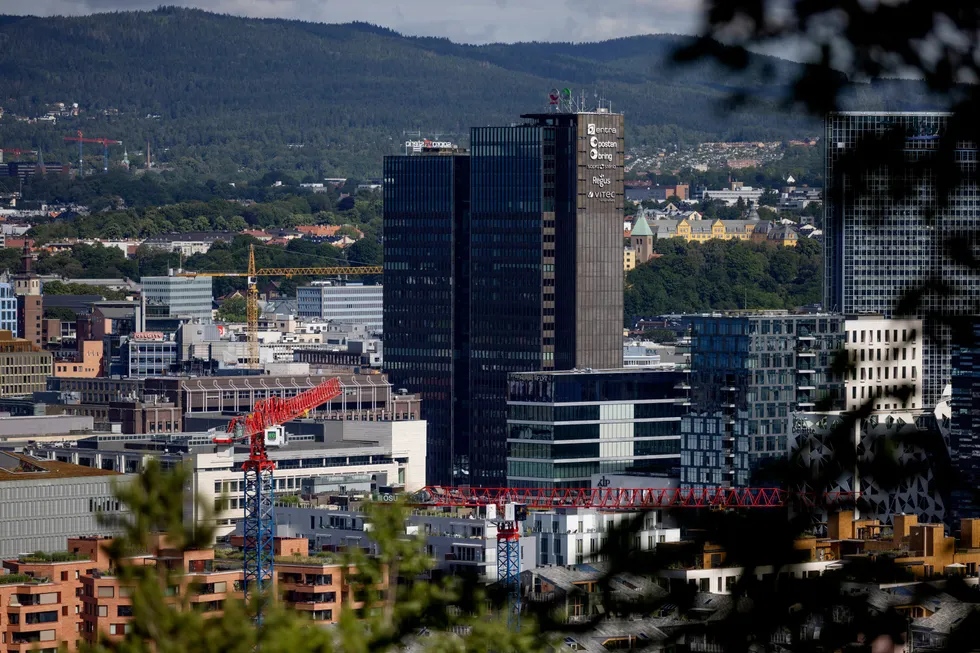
[4,0,705,44]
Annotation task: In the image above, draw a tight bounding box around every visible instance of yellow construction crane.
[176,245,382,369]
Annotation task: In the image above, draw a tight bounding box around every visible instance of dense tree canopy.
[624,238,821,321]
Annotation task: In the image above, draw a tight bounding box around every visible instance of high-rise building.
[140,275,213,323]
[825,112,978,408]
[383,148,470,486]
[506,368,687,488]
[296,283,383,331]
[384,109,625,486]
[681,313,845,487]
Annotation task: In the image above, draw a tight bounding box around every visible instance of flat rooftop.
[0,452,121,482]
[509,368,681,378]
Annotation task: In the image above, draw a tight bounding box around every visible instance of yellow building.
[0,330,53,397]
[652,217,798,247]
[623,248,636,272]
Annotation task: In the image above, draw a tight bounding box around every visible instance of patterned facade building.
[791,411,947,524]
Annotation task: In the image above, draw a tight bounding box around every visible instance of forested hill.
[0,8,938,178]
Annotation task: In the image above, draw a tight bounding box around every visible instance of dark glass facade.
[682,313,845,487]
[384,111,624,487]
[951,320,980,520]
[383,152,470,486]
[506,369,686,488]
[825,112,980,409]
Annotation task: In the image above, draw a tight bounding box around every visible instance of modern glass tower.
[681,313,845,487]
[384,109,625,487]
[825,112,979,409]
[383,150,470,487]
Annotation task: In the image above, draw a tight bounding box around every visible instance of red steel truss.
[414,486,859,510]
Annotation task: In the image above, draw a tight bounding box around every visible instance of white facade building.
[141,275,214,322]
[700,185,765,206]
[192,418,426,539]
[296,283,382,331]
[844,315,922,412]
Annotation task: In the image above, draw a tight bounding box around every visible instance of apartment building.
[844,315,922,412]
[0,534,372,651]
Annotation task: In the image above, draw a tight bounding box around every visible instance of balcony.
[285,590,336,604]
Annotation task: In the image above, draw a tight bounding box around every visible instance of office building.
[27,418,426,541]
[825,112,979,408]
[0,273,15,336]
[384,108,625,486]
[843,315,923,412]
[296,282,383,330]
[506,369,687,488]
[682,313,845,487]
[383,148,469,486]
[140,275,213,322]
[0,452,132,559]
[0,330,53,397]
[124,335,178,377]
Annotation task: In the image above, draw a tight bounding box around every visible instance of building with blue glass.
[681,312,845,487]
[0,274,16,337]
[506,368,687,488]
[384,109,625,487]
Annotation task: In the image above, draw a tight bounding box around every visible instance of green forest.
[624,238,822,321]
[0,8,940,178]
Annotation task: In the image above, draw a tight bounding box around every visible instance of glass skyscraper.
[384,109,625,487]
[383,151,470,486]
[825,112,979,408]
[681,313,845,487]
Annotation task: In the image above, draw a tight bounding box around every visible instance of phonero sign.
[405,139,454,152]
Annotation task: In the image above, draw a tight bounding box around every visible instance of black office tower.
[383,149,470,486]
[384,110,624,487]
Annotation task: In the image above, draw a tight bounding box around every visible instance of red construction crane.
[217,377,343,616]
[0,148,38,163]
[63,131,122,173]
